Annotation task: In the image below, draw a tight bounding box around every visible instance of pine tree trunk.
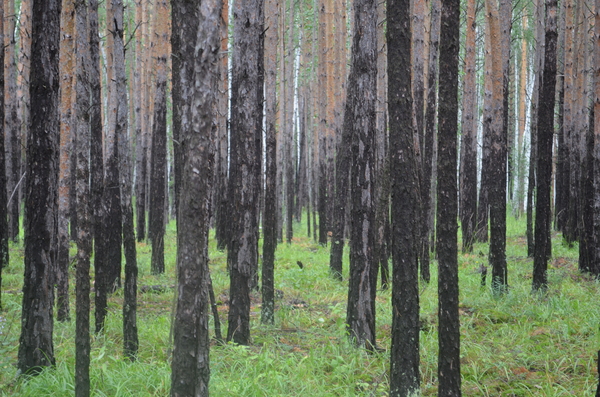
[226,0,264,345]
[170,0,221,391]
[262,0,279,325]
[345,0,377,350]
[593,0,600,278]
[486,0,508,294]
[214,0,230,251]
[533,0,557,292]
[0,0,6,311]
[18,0,61,373]
[57,0,75,322]
[149,0,169,275]
[5,0,21,242]
[388,0,420,387]
[109,0,138,358]
[437,0,461,390]
[459,0,478,253]
[74,0,91,392]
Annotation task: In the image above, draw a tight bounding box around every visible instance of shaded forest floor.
[1,215,599,396]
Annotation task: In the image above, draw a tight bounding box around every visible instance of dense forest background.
[0,0,599,394]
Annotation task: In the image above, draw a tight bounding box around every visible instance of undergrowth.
[0,215,598,396]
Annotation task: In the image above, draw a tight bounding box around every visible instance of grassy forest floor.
[0,214,599,396]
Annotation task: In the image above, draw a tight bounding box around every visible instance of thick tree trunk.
[18,0,61,373]
[437,0,461,391]
[346,0,377,350]
[533,0,557,292]
[226,0,264,345]
[388,0,420,389]
[74,0,91,393]
[170,0,221,391]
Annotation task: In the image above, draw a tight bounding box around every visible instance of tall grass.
[1,214,598,396]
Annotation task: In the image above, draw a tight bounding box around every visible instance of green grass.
[1,214,599,396]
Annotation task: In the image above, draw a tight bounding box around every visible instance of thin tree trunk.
[593,0,600,278]
[215,0,230,251]
[5,0,21,242]
[57,0,75,322]
[533,0,557,292]
[74,0,91,392]
[459,0,478,253]
[149,0,169,275]
[262,0,278,324]
[0,0,6,311]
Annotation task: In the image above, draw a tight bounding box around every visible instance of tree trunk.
[5,0,21,242]
[226,0,264,345]
[485,0,508,294]
[0,0,6,311]
[18,0,61,373]
[262,0,278,325]
[593,0,600,278]
[57,0,75,322]
[459,0,478,253]
[16,0,31,238]
[329,103,352,279]
[423,0,441,265]
[214,0,230,251]
[89,0,103,246]
[437,0,461,390]
[533,0,557,292]
[96,0,123,332]
[170,0,221,391]
[285,0,295,244]
[149,0,169,275]
[346,0,377,350]
[74,0,91,392]
[109,0,138,359]
[388,0,420,389]
[134,0,147,242]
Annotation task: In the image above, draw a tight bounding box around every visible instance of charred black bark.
[170,0,221,392]
[329,115,352,280]
[226,0,264,345]
[579,109,594,273]
[0,1,6,310]
[74,0,91,391]
[149,78,167,275]
[437,0,461,391]
[345,0,377,351]
[18,0,61,373]
[388,0,420,388]
[533,0,557,292]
